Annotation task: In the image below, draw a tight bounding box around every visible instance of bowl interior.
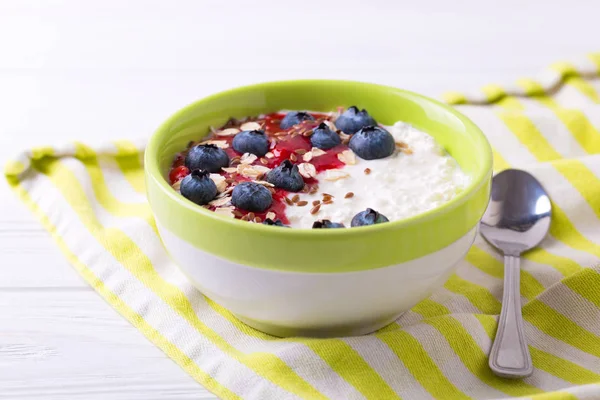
[151,80,490,184]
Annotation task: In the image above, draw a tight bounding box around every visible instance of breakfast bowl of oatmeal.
[145,80,492,337]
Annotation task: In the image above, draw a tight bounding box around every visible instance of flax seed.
[294,149,307,155]
[233,210,244,218]
[302,130,313,137]
[345,192,354,198]
[312,200,320,206]
[309,186,318,194]
[284,197,294,206]
[364,168,371,175]
[247,212,255,220]
[310,204,321,214]
[254,217,262,223]
[292,194,300,203]
[296,201,308,207]
[223,117,238,128]
[260,157,268,165]
[290,153,298,162]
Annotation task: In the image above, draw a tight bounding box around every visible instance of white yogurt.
[285,121,470,228]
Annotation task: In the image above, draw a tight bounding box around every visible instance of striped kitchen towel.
[5,53,600,400]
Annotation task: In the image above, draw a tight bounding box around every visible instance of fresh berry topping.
[232,130,269,156]
[312,220,345,229]
[171,110,392,226]
[280,111,315,129]
[180,169,218,205]
[335,106,377,134]
[169,165,190,184]
[185,144,229,173]
[263,218,289,227]
[266,160,305,192]
[231,181,272,212]
[348,126,395,160]
[351,208,389,227]
[310,122,341,150]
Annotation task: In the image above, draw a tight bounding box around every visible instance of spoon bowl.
[481,169,552,255]
[480,169,552,378]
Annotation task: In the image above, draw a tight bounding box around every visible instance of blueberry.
[312,220,345,229]
[335,106,377,134]
[180,169,218,206]
[232,130,269,157]
[263,218,289,227]
[310,122,341,150]
[185,144,229,173]
[231,182,272,212]
[280,111,315,129]
[266,160,305,192]
[351,208,389,227]
[348,126,395,160]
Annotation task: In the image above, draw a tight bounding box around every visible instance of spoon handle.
[489,254,533,378]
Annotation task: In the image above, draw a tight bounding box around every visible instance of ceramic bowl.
[145,80,492,337]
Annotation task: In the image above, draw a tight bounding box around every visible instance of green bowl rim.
[145,79,493,238]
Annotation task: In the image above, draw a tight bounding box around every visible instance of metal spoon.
[480,169,551,378]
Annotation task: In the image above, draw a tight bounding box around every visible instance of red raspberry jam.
[169,111,350,224]
[169,165,190,184]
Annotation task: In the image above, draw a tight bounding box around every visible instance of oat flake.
[216,128,240,136]
[240,121,262,131]
[298,163,316,178]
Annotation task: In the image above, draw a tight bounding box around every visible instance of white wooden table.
[1,1,599,398]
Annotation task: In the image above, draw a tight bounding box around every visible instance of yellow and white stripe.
[6,52,600,399]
